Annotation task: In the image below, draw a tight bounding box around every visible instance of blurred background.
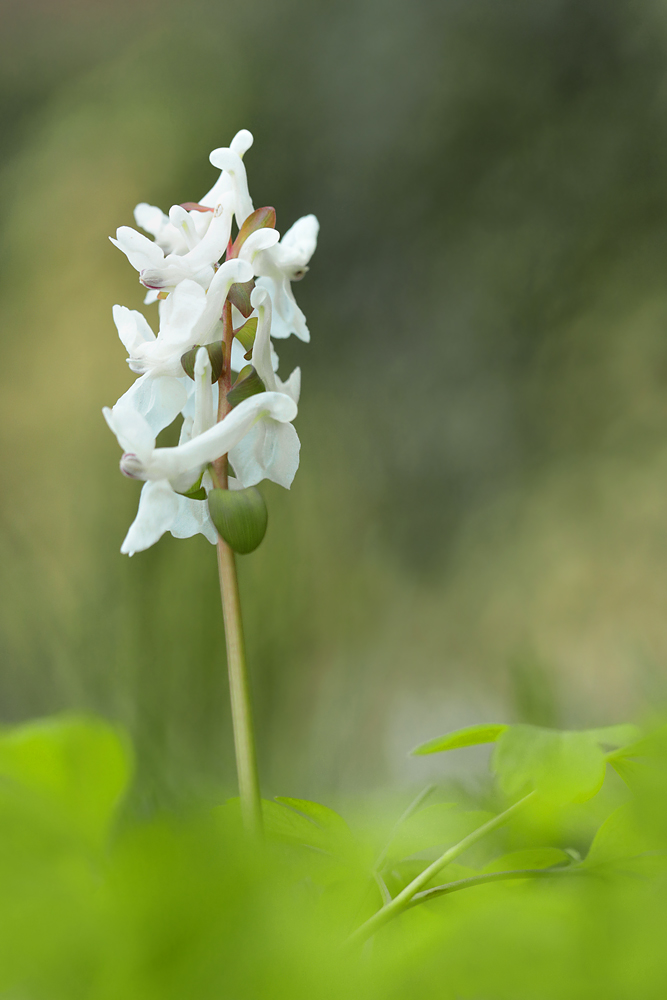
[1,0,667,807]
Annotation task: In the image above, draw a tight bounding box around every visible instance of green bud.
[207,487,268,554]
[227,279,255,318]
[228,207,277,259]
[181,341,224,382]
[226,365,266,407]
[234,317,258,359]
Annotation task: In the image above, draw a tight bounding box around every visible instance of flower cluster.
[104,130,318,555]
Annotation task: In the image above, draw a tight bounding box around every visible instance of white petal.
[280,214,319,265]
[115,374,189,437]
[181,197,233,271]
[275,366,301,405]
[110,227,164,272]
[145,391,297,480]
[207,147,254,226]
[230,420,300,489]
[112,305,155,355]
[169,495,218,544]
[121,479,180,555]
[249,286,277,390]
[230,129,254,158]
[239,228,280,265]
[103,402,155,464]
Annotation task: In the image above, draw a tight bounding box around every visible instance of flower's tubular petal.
[112,305,155,356]
[103,403,155,466]
[110,226,165,272]
[192,348,215,437]
[134,203,189,256]
[190,258,254,344]
[239,227,280,266]
[230,129,254,158]
[178,195,234,272]
[230,419,300,489]
[249,286,277,391]
[208,146,254,226]
[145,391,297,481]
[168,205,200,251]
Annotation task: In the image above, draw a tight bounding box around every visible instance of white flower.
[207,130,255,227]
[133,203,202,257]
[104,382,297,489]
[229,287,301,489]
[255,214,319,342]
[110,196,235,291]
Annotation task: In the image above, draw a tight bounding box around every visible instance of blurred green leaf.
[493,726,609,804]
[274,797,351,837]
[0,714,131,848]
[385,803,492,861]
[481,847,570,874]
[412,724,508,756]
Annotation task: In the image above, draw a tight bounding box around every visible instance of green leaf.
[227,279,255,318]
[229,206,276,258]
[207,486,268,554]
[274,797,351,838]
[412,724,509,756]
[481,847,570,874]
[385,804,493,862]
[226,365,266,407]
[234,317,258,358]
[583,803,663,870]
[493,726,608,804]
[180,341,224,382]
[0,715,131,847]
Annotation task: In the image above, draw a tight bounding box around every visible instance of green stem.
[217,536,262,837]
[213,298,262,838]
[348,792,534,945]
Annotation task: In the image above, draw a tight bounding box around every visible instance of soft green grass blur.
[3,0,667,805]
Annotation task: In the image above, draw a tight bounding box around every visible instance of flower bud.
[207,487,268,554]
[181,341,224,382]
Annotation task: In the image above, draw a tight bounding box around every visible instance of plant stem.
[348,792,534,945]
[214,298,262,837]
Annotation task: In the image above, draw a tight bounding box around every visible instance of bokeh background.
[2,0,667,807]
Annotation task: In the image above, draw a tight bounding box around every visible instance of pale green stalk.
[213,298,262,837]
[348,792,534,944]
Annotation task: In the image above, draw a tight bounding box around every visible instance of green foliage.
[2,711,667,998]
